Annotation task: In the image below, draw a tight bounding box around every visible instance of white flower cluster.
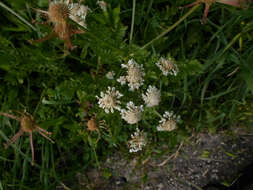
[67,1,90,28]
[129,128,146,153]
[95,56,182,154]
[96,86,123,113]
[117,59,145,91]
[156,57,179,76]
[97,1,107,11]
[142,85,161,107]
[120,101,143,124]
[157,111,181,131]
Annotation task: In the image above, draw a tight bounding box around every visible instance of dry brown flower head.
[48,2,69,24]
[0,110,54,165]
[87,117,98,132]
[32,0,84,51]
[79,115,107,143]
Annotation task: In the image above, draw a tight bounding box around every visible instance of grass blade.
[141,4,200,49]
[0,2,36,31]
[129,0,136,44]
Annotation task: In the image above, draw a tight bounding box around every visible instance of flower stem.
[153,108,163,119]
[130,0,136,44]
[141,4,200,49]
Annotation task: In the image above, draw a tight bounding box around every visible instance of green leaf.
[180,59,203,76]
[201,150,210,158]
[112,5,120,27]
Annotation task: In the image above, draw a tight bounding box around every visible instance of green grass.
[0,0,253,189]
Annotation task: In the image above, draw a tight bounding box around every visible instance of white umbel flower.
[106,71,115,80]
[129,128,146,153]
[120,101,143,124]
[142,85,161,107]
[157,111,180,131]
[117,59,145,91]
[156,57,179,76]
[68,3,89,27]
[97,1,107,11]
[96,87,123,113]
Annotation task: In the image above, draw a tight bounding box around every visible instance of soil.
[75,127,253,190]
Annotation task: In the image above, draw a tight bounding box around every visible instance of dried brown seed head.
[21,115,36,132]
[48,2,69,24]
[87,118,98,132]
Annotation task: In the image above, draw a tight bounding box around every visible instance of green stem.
[146,0,154,18]
[153,108,163,118]
[130,0,136,44]
[141,4,200,49]
[0,2,36,31]
[222,32,242,54]
[88,136,100,168]
[92,146,100,168]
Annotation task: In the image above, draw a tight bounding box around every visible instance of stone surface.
[78,130,253,190]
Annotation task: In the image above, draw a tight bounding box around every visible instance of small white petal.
[157,111,181,131]
[68,3,90,27]
[128,128,146,153]
[97,1,107,11]
[117,76,127,85]
[117,59,145,91]
[97,86,123,113]
[106,71,115,80]
[156,57,179,76]
[120,102,143,124]
[142,85,161,107]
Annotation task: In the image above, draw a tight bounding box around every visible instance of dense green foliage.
[0,0,253,189]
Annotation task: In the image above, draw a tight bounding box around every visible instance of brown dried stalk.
[184,0,251,24]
